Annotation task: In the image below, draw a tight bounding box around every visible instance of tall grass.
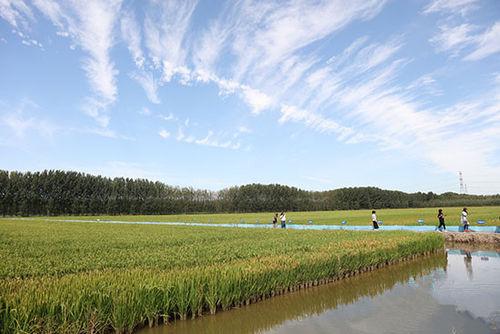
[0,220,444,333]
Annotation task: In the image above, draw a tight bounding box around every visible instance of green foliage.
[0,219,444,333]
[1,169,499,216]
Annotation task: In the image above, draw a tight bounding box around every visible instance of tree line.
[1,170,499,216]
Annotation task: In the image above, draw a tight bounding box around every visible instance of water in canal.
[139,245,500,334]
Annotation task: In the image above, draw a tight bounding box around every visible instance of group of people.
[435,207,471,231]
[272,212,287,228]
[272,207,472,231]
[372,207,471,231]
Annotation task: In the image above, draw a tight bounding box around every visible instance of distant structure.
[459,171,468,194]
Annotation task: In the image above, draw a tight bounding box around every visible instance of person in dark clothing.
[437,209,446,231]
[371,210,379,229]
[272,213,278,228]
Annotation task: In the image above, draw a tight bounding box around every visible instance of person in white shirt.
[371,210,379,229]
[280,212,286,228]
[461,207,469,231]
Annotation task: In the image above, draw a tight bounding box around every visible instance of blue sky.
[0,0,499,194]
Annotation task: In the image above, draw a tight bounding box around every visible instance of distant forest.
[0,170,499,216]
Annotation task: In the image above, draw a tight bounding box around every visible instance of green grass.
[0,219,443,333]
[41,205,500,226]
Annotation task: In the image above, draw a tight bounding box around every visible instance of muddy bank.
[443,231,500,244]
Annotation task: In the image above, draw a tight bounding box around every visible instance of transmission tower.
[459,171,465,194]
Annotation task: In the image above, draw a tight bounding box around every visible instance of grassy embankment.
[0,219,444,333]
[49,205,500,226]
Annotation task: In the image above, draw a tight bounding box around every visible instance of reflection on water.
[139,247,500,334]
[464,251,473,280]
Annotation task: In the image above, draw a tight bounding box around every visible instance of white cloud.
[4,0,499,192]
[429,23,476,54]
[192,20,229,74]
[0,99,57,138]
[174,128,240,150]
[237,126,252,134]
[27,0,123,127]
[120,9,144,68]
[143,0,197,82]
[428,21,500,61]
[0,99,133,142]
[240,86,273,115]
[423,0,479,15]
[227,1,388,82]
[72,1,122,105]
[406,74,443,97]
[158,129,170,139]
[464,22,500,61]
[159,113,175,121]
[194,131,240,150]
[2,110,56,138]
[279,105,355,141]
[130,70,161,104]
[0,0,33,28]
[11,28,44,49]
[32,0,69,31]
[81,98,111,128]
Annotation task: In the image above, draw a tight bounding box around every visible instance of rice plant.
[0,219,444,333]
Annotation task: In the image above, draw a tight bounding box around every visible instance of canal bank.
[443,231,500,244]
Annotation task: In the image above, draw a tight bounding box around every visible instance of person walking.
[280,212,286,229]
[272,213,278,228]
[371,210,379,230]
[437,209,446,231]
[461,208,469,232]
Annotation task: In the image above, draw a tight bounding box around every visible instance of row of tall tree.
[1,170,499,216]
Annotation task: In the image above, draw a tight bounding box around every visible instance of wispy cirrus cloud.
[423,0,479,15]
[4,0,123,128]
[174,127,240,150]
[2,0,499,192]
[0,98,133,143]
[430,23,477,54]
[279,105,355,142]
[70,0,122,126]
[0,0,33,29]
[120,9,144,69]
[143,0,197,83]
[429,21,500,61]
[0,99,57,138]
[158,129,170,139]
[464,22,500,61]
[130,70,161,104]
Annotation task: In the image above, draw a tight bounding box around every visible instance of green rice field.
[50,205,500,226]
[0,219,443,333]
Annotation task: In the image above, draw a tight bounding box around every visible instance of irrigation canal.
[35,218,499,232]
[139,246,500,334]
